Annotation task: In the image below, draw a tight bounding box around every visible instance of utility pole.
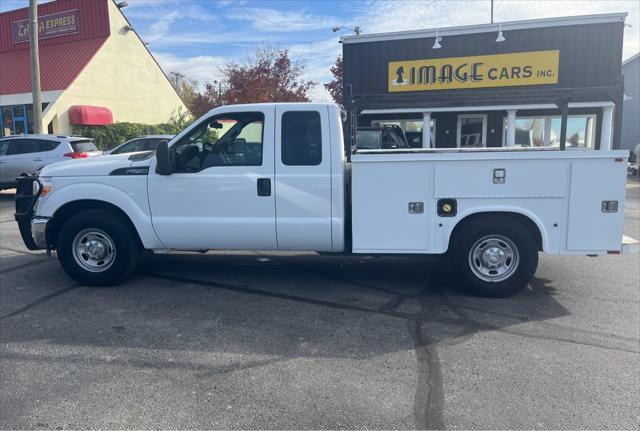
[29,0,43,134]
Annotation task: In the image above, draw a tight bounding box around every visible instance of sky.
[2,0,639,102]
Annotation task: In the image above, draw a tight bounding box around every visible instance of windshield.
[111,137,169,154]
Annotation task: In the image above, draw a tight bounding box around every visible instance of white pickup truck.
[15,103,636,297]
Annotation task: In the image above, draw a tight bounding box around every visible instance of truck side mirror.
[155,140,172,175]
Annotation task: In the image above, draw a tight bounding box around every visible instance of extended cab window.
[281,111,322,166]
[172,112,264,172]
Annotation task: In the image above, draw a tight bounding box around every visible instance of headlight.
[32,181,41,195]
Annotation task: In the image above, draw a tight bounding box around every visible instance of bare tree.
[168,72,199,109]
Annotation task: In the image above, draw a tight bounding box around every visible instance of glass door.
[457,114,487,148]
[12,105,28,135]
[13,105,29,135]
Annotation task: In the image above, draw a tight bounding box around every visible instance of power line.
[238,5,296,32]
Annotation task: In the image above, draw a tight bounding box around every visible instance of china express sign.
[388,50,559,92]
[11,10,79,43]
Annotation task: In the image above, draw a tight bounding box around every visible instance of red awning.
[68,105,113,126]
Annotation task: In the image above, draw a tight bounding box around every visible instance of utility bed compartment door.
[567,159,627,251]
[351,161,431,253]
[433,160,566,198]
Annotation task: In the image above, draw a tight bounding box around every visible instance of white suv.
[0,135,100,190]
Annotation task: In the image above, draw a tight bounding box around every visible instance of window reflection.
[372,119,436,148]
[507,115,595,149]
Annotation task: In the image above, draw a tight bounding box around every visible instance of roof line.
[622,52,639,66]
[360,101,615,115]
[341,12,627,45]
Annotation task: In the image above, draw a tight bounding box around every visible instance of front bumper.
[30,217,50,249]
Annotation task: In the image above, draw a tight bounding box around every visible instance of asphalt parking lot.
[1,180,638,430]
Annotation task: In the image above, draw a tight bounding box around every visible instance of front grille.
[15,176,39,217]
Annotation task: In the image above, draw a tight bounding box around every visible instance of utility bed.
[351,148,629,255]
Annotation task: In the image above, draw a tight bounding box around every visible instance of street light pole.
[332,26,361,36]
[29,0,43,134]
[490,0,494,23]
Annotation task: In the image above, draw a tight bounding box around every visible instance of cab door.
[274,105,333,251]
[148,106,277,250]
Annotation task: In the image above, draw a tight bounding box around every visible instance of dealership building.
[341,13,627,150]
[0,0,186,136]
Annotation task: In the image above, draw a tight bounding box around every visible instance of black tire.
[57,209,140,286]
[449,215,538,297]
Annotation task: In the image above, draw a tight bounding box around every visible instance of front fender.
[37,181,165,250]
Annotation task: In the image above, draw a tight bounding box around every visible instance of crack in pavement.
[0,246,45,256]
[141,265,640,430]
[411,319,445,430]
[289,264,640,345]
[0,284,79,320]
[143,269,448,430]
[0,350,283,378]
[0,258,49,275]
[3,257,635,429]
[140,271,419,321]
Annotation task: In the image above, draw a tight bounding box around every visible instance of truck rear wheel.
[449,216,538,297]
[57,209,140,286]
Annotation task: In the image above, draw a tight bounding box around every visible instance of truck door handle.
[33,158,43,162]
[257,178,271,196]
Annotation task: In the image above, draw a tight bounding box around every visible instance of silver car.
[0,135,100,190]
[107,135,174,155]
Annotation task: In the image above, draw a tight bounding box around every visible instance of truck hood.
[39,152,154,177]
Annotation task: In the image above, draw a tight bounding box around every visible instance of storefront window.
[0,104,48,136]
[515,118,546,147]
[458,115,487,148]
[13,105,25,117]
[550,117,595,148]
[505,115,596,148]
[14,120,25,135]
[371,119,436,147]
[2,106,13,137]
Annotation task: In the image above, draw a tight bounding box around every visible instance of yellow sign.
[388,50,559,92]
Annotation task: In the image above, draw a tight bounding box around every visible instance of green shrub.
[72,109,194,151]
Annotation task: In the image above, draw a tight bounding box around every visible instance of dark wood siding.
[343,21,624,109]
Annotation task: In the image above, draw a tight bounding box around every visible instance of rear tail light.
[64,152,89,159]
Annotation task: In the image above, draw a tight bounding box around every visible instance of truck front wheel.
[449,216,538,297]
[57,209,140,286]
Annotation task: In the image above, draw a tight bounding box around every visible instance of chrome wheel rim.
[72,228,116,273]
[468,235,519,283]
